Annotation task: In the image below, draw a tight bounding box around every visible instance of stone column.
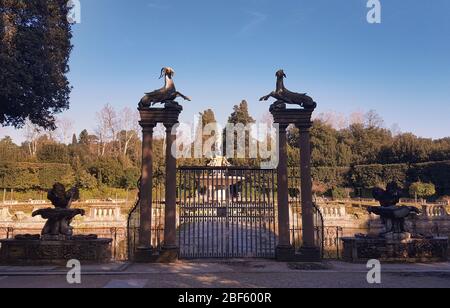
[136,103,182,263]
[271,104,320,262]
[296,119,321,261]
[160,104,182,262]
[162,122,179,257]
[276,123,294,252]
[136,122,155,260]
[298,123,315,248]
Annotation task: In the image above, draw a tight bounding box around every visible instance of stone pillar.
[161,121,179,260]
[135,104,182,263]
[276,123,295,258]
[136,122,155,261]
[296,118,321,261]
[271,103,321,262]
[298,123,315,247]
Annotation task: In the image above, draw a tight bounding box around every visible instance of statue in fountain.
[342,181,447,262]
[368,182,421,240]
[32,183,85,240]
[0,183,112,265]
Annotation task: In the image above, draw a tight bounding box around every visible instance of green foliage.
[0,136,29,161]
[351,164,409,189]
[88,159,125,188]
[227,100,255,125]
[75,170,98,190]
[408,161,450,196]
[37,143,69,163]
[311,166,350,189]
[121,167,140,189]
[332,187,348,200]
[79,187,137,201]
[0,162,72,190]
[0,0,73,129]
[310,121,339,167]
[37,164,74,190]
[225,100,256,165]
[409,182,436,199]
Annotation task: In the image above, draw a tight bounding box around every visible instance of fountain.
[0,183,112,265]
[342,182,448,263]
[199,156,244,203]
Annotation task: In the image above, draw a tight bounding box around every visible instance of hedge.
[0,162,74,190]
[312,166,350,188]
[351,161,450,196]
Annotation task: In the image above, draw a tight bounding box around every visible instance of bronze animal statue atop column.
[260,69,317,110]
[139,67,191,109]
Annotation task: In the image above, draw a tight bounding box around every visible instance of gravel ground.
[0,261,450,288]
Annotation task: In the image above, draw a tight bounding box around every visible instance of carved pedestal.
[342,237,448,263]
[0,238,112,265]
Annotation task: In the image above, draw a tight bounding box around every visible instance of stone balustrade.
[319,204,347,218]
[88,206,122,221]
[422,205,448,217]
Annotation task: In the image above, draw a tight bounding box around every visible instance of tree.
[71,133,78,145]
[364,110,384,129]
[37,143,69,163]
[228,100,255,125]
[382,133,432,164]
[75,169,97,190]
[55,117,74,144]
[23,119,42,156]
[0,0,73,129]
[95,104,118,157]
[409,182,436,201]
[118,107,139,158]
[196,109,218,158]
[224,100,256,165]
[310,120,339,167]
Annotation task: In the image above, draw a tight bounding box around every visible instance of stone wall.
[1,200,449,260]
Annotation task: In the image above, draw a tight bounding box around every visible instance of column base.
[159,245,179,263]
[135,247,156,263]
[276,245,322,262]
[276,245,296,262]
[296,246,322,262]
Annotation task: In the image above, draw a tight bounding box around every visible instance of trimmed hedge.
[351,163,408,189]
[351,161,450,196]
[2,160,450,196]
[0,162,74,190]
[312,166,350,188]
[408,161,450,196]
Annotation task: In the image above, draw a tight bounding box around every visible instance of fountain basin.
[0,236,112,265]
[341,236,448,263]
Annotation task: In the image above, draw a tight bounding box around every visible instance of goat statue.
[139,67,191,109]
[260,69,317,110]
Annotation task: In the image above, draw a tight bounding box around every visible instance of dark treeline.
[1,103,449,198]
[289,116,450,168]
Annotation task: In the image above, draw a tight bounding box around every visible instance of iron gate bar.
[178,167,277,259]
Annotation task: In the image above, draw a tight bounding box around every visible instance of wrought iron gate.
[177,167,277,259]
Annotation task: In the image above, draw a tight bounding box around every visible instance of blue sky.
[2,0,450,142]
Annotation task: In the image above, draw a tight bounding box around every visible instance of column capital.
[140,123,156,133]
[271,107,314,127]
[139,104,182,127]
[295,121,313,131]
[163,121,179,130]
